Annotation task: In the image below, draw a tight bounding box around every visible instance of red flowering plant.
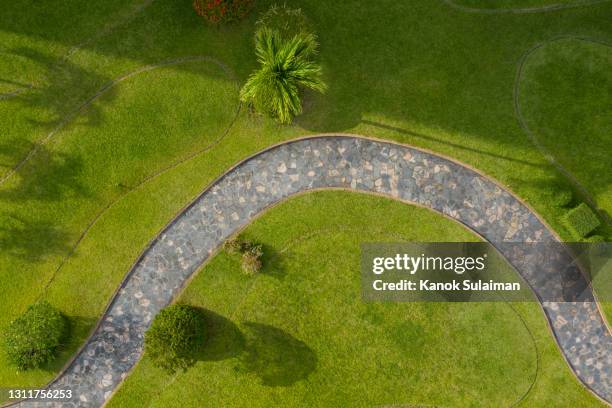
[193,0,254,24]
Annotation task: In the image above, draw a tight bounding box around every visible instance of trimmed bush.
[585,234,605,243]
[551,187,573,208]
[563,203,601,238]
[145,304,206,372]
[241,243,263,275]
[193,0,254,24]
[256,4,311,40]
[240,28,326,124]
[3,301,67,370]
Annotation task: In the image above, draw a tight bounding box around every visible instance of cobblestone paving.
[15,136,611,406]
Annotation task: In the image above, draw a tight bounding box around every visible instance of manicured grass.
[519,38,612,228]
[0,0,610,398]
[449,0,606,10]
[107,191,603,407]
[0,54,239,388]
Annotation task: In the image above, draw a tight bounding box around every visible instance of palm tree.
[240,28,327,124]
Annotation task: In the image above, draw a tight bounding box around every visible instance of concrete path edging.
[11,135,611,407]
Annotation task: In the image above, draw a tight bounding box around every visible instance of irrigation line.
[275,226,540,408]
[0,55,233,186]
[0,0,155,102]
[61,0,156,62]
[37,100,242,300]
[442,0,611,14]
[0,83,33,100]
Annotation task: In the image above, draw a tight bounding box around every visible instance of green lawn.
[0,0,610,400]
[519,37,612,223]
[448,0,608,11]
[107,191,603,407]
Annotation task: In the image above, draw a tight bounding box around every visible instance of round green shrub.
[145,304,206,372]
[552,187,573,208]
[3,301,67,370]
[256,4,311,40]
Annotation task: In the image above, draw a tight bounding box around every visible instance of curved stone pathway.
[12,136,611,407]
[35,63,240,300]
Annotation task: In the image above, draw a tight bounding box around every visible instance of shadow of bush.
[194,308,245,363]
[237,321,317,387]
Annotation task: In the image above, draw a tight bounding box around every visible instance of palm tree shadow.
[295,87,362,132]
[259,243,289,280]
[237,321,317,387]
[361,120,546,169]
[7,46,115,131]
[0,212,72,262]
[0,139,89,202]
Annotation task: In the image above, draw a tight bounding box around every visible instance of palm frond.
[240,28,326,124]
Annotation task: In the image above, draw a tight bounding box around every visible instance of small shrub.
[193,0,254,24]
[145,304,206,372]
[3,301,67,370]
[563,203,601,238]
[241,244,263,275]
[224,237,246,254]
[225,238,264,275]
[256,4,311,40]
[551,187,573,208]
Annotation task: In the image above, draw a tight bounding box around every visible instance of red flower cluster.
[193,0,254,24]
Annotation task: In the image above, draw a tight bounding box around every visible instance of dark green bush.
[3,301,67,370]
[552,187,573,208]
[563,203,601,238]
[241,243,263,275]
[145,304,206,372]
[256,4,311,40]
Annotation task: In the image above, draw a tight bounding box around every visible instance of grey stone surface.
[14,136,611,406]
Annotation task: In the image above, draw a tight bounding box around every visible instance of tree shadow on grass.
[0,212,71,262]
[139,309,317,386]
[7,46,115,131]
[237,322,317,387]
[194,308,245,362]
[361,120,546,169]
[259,243,289,280]
[294,87,363,132]
[54,314,97,365]
[0,139,90,202]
